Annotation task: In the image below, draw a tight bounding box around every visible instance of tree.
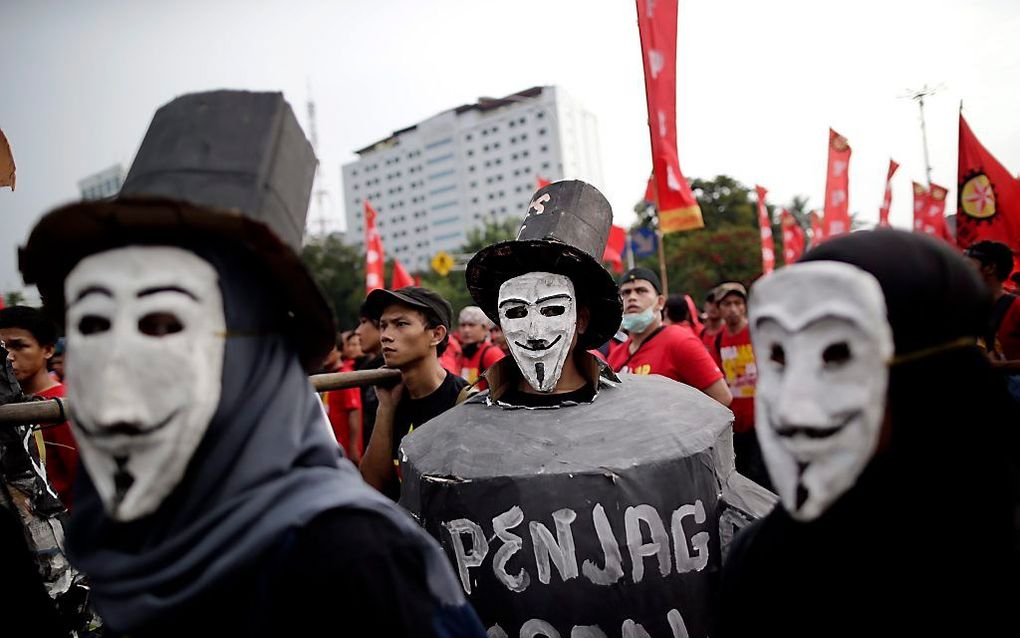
[3,291,25,307]
[300,233,365,331]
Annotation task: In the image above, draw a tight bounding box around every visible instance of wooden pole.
[656,227,669,296]
[0,368,403,426]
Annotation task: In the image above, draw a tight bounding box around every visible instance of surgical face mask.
[498,272,576,393]
[749,261,893,521]
[65,246,226,521]
[621,307,656,333]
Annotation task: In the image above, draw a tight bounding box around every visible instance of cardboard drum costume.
[400,181,773,637]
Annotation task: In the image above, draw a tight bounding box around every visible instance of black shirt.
[356,353,385,444]
[386,371,467,500]
[497,383,596,408]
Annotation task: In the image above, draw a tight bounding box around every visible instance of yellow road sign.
[431,251,454,276]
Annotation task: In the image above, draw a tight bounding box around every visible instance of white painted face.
[749,261,893,521]
[65,246,226,521]
[498,272,576,393]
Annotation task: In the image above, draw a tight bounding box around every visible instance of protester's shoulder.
[481,344,506,367]
[35,383,65,399]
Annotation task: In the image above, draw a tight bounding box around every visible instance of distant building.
[78,164,125,201]
[341,86,605,271]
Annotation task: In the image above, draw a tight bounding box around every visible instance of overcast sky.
[2,0,1019,295]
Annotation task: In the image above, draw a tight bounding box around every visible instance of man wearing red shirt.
[711,282,770,489]
[0,306,77,508]
[325,330,364,463]
[965,241,1020,404]
[453,306,504,385]
[609,268,731,406]
[699,289,723,351]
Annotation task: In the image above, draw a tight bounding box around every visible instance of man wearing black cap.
[359,287,467,500]
[609,267,731,406]
[711,282,769,489]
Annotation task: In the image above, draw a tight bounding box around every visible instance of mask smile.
[76,408,181,440]
[773,411,858,440]
[513,334,562,352]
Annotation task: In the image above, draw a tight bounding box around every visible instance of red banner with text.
[364,201,385,293]
[822,128,852,239]
[755,185,775,274]
[781,209,806,264]
[878,159,898,228]
[636,0,703,234]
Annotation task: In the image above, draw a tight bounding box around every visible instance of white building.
[78,164,125,201]
[341,86,605,271]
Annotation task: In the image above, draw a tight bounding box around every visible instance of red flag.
[391,259,415,289]
[781,209,806,264]
[956,114,1020,252]
[822,128,852,239]
[363,201,385,293]
[0,295,5,310]
[535,176,551,189]
[755,185,775,275]
[925,183,952,242]
[878,159,899,228]
[912,182,930,234]
[602,224,627,274]
[642,173,657,207]
[809,210,823,245]
[636,0,703,234]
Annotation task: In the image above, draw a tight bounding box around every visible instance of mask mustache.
[772,411,858,439]
[513,334,563,351]
[76,409,180,439]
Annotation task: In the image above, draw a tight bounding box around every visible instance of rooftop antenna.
[306,80,331,238]
[900,83,945,186]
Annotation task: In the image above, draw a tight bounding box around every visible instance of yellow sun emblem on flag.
[961,174,996,219]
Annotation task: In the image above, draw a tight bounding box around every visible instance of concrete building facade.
[341,86,604,271]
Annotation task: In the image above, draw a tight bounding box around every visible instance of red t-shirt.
[996,295,1020,360]
[36,383,77,509]
[439,337,462,376]
[715,324,757,433]
[608,324,724,391]
[325,359,363,455]
[456,342,505,385]
[700,325,722,352]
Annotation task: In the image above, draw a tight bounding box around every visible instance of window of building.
[467,150,474,157]
[521,134,528,141]
[540,145,548,153]
[494,142,501,149]
[523,150,530,158]
[510,136,517,144]
[542,162,551,170]
[511,153,518,161]
[536,112,544,119]
[495,158,502,165]
[539,128,548,136]
[466,134,473,141]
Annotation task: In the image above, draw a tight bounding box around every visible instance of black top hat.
[19,90,335,370]
[465,180,622,349]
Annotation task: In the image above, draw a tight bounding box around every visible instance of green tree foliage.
[3,291,25,307]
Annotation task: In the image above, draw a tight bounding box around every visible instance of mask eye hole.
[505,306,528,320]
[769,343,786,367]
[822,342,851,366]
[138,312,184,337]
[540,305,565,317]
[78,315,111,336]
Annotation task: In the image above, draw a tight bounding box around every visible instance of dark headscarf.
[66,244,467,632]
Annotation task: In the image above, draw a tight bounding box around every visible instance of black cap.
[363,286,453,330]
[620,267,662,294]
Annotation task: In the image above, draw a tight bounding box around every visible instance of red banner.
[391,258,414,289]
[809,210,823,245]
[956,114,1020,252]
[602,224,627,273]
[535,176,551,190]
[878,159,899,228]
[642,173,657,207]
[636,0,703,234]
[364,201,385,293]
[781,209,806,264]
[755,185,775,274]
[912,182,930,234]
[822,128,852,239]
[925,183,952,242]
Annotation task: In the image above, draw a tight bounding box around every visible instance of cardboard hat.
[19,90,335,370]
[465,180,622,349]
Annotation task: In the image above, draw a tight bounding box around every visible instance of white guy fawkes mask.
[65,246,226,521]
[498,272,576,393]
[749,261,893,521]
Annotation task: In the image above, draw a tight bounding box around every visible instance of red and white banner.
[925,183,952,242]
[822,128,852,239]
[391,258,415,289]
[755,185,775,274]
[602,224,627,274]
[809,210,823,245]
[781,209,806,264]
[912,182,930,234]
[878,159,899,228]
[364,201,385,293]
[636,0,703,234]
[957,114,1020,252]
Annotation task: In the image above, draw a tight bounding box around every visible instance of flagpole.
[626,230,636,270]
[656,227,669,296]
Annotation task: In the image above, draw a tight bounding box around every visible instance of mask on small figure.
[65,246,226,521]
[498,272,576,393]
[749,261,893,521]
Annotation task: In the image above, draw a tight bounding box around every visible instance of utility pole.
[902,84,942,186]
